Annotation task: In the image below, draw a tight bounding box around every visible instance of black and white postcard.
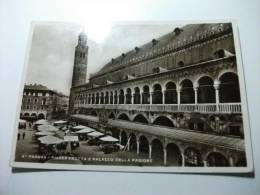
[10,21,253,173]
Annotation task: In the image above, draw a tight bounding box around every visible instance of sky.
[25,22,176,95]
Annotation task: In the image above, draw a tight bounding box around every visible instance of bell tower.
[71,32,88,87]
[69,32,88,114]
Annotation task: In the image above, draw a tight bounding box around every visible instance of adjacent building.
[69,23,246,167]
[20,84,69,121]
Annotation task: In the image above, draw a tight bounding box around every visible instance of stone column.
[117,94,120,104]
[163,148,167,166]
[181,152,185,167]
[149,144,152,159]
[203,160,208,167]
[214,80,220,112]
[194,85,198,105]
[162,90,165,104]
[119,133,122,144]
[136,140,140,155]
[177,86,181,110]
[150,92,153,105]
[229,156,235,166]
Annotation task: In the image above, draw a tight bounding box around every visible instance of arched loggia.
[134,87,141,104]
[180,79,195,104]
[119,90,124,104]
[165,82,177,104]
[207,152,228,167]
[197,76,215,103]
[133,114,149,124]
[219,72,241,103]
[152,84,163,104]
[151,139,164,165]
[153,116,174,127]
[142,85,150,104]
[118,113,130,121]
[166,143,182,166]
[184,147,203,166]
[126,88,132,104]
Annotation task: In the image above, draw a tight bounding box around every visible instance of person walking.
[22,132,26,140]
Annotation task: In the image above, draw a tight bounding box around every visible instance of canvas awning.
[88,131,104,138]
[35,131,55,136]
[38,124,59,132]
[64,136,79,142]
[19,119,26,124]
[72,125,87,130]
[38,135,64,145]
[53,120,67,124]
[74,127,95,134]
[35,119,49,125]
[99,136,118,142]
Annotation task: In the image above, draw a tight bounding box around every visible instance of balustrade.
[78,102,241,113]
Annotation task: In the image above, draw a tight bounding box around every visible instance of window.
[34,99,38,103]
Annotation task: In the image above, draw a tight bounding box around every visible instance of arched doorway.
[95,93,100,104]
[139,135,149,155]
[31,113,37,118]
[207,152,228,167]
[152,84,163,104]
[91,94,95,104]
[111,128,120,139]
[153,116,174,127]
[118,113,130,121]
[184,147,202,166]
[38,113,45,119]
[126,88,132,104]
[110,92,113,104]
[142,85,150,104]
[219,72,241,102]
[120,131,128,146]
[105,92,109,104]
[100,92,104,104]
[119,90,124,104]
[114,91,118,104]
[129,133,137,151]
[180,79,195,104]
[165,82,177,104]
[236,158,247,167]
[198,76,215,103]
[151,139,164,165]
[133,114,148,124]
[166,143,182,166]
[134,87,141,104]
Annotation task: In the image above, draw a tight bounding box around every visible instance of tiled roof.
[92,23,232,78]
[24,84,50,91]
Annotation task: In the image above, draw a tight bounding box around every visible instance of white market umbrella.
[35,131,55,136]
[38,135,64,145]
[19,119,26,124]
[53,120,67,124]
[74,128,95,134]
[35,119,49,125]
[38,124,59,132]
[72,125,87,130]
[100,136,119,142]
[88,131,104,138]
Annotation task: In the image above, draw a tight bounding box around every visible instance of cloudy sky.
[25,22,176,95]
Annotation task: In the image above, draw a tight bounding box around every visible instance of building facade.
[20,84,69,121]
[69,23,246,167]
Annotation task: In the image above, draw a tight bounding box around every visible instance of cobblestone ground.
[14,122,178,167]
